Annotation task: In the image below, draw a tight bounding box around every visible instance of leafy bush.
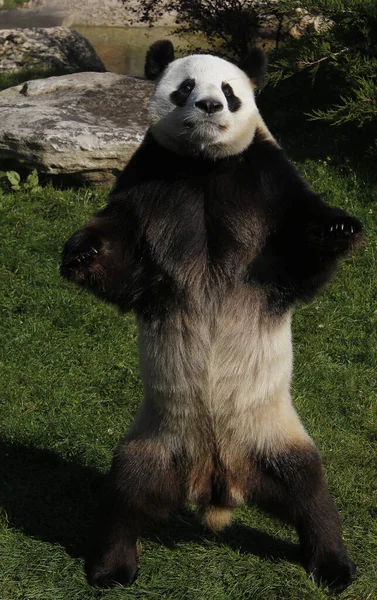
[126,0,300,60]
[130,0,377,147]
[270,0,377,129]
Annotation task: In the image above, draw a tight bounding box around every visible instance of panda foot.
[306,552,356,595]
[86,564,137,588]
[85,554,138,588]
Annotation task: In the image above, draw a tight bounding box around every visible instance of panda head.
[145,40,268,160]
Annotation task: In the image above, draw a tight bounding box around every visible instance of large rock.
[0,72,153,185]
[0,27,106,73]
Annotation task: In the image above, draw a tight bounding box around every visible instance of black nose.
[195,99,223,115]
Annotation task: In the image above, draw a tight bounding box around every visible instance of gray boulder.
[0,72,153,185]
[0,27,106,73]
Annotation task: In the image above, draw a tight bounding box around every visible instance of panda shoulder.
[244,125,314,201]
[111,132,181,194]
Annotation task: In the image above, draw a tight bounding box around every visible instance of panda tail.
[199,506,233,532]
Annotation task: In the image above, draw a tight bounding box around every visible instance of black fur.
[144,40,175,80]
[251,446,356,594]
[86,441,186,588]
[240,47,268,87]
[222,83,242,112]
[61,131,362,320]
[170,78,196,107]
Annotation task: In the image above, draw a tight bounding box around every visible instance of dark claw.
[308,215,362,246]
[63,246,98,269]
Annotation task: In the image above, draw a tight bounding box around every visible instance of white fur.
[148,54,261,159]
[128,288,310,479]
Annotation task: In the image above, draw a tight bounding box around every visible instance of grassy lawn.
[0,130,376,600]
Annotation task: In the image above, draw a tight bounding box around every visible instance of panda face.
[148,54,260,160]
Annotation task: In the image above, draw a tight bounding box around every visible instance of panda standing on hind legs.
[61,40,362,592]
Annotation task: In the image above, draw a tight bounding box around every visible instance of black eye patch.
[170,78,196,107]
[222,82,242,112]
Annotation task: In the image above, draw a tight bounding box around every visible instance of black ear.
[240,47,267,88]
[145,40,175,80]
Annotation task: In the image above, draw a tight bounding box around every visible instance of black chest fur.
[111,133,279,316]
[62,131,361,320]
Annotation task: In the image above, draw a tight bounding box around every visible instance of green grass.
[0,142,376,600]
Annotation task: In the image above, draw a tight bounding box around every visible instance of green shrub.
[270,1,377,127]
[130,0,377,154]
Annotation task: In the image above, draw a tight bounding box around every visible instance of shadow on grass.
[0,441,299,565]
[0,441,102,557]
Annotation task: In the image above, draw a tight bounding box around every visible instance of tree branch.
[298,46,350,68]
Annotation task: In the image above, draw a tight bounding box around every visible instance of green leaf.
[0,171,8,179]
[25,169,39,190]
[6,171,21,186]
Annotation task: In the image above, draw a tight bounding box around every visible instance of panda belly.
[130,290,307,511]
[134,287,301,454]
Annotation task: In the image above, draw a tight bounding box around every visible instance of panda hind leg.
[85,440,185,588]
[247,404,355,594]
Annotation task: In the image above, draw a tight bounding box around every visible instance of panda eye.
[170,78,196,107]
[221,82,241,112]
[179,79,195,94]
[222,83,233,98]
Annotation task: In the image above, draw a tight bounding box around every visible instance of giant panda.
[61,40,363,593]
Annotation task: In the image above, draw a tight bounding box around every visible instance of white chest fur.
[128,290,308,461]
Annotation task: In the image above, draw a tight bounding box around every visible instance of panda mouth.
[183,117,228,132]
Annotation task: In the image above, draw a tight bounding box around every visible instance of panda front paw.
[307,215,363,252]
[60,230,102,283]
[64,246,98,268]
